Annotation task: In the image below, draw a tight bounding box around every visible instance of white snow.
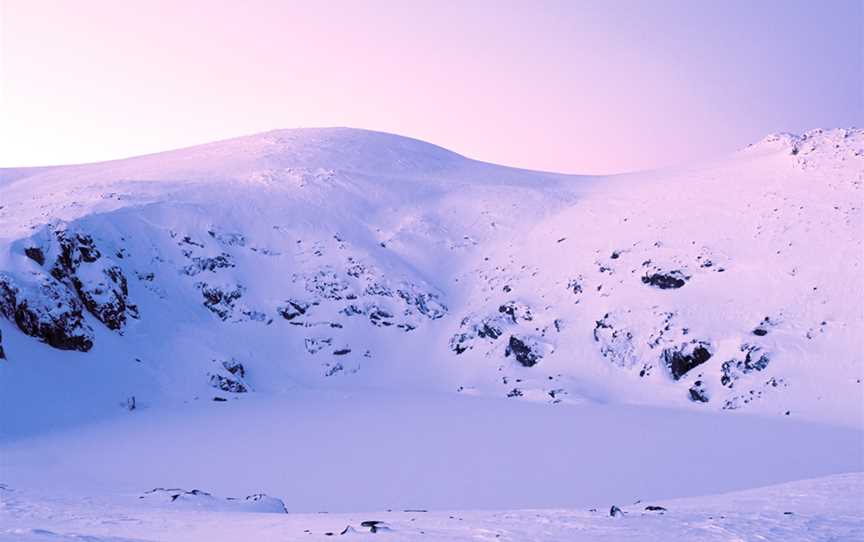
[0,127,862,540]
[1,474,861,541]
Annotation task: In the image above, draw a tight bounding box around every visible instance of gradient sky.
[1,0,861,173]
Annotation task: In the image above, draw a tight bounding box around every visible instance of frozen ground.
[1,473,862,541]
[1,390,862,513]
[0,127,862,540]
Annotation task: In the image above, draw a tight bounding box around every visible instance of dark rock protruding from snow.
[505,335,542,367]
[0,329,5,360]
[24,246,45,266]
[721,344,771,388]
[0,273,94,351]
[688,380,709,402]
[200,284,244,320]
[278,299,312,321]
[662,341,712,380]
[641,271,688,289]
[221,358,246,378]
[398,289,447,319]
[498,300,534,323]
[360,520,391,533]
[48,229,138,331]
[209,373,248,393]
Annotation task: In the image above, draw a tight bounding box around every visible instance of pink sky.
[1,0,861,173]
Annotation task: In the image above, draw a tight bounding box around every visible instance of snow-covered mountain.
[1,127,861,428]
[1,127,862,540]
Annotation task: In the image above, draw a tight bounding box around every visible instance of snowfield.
[0,127,862,540]
[1,474,862,541]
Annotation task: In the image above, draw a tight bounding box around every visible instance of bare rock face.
[47,229,137,331]
[0,328,5,360]
[0,272,94,352]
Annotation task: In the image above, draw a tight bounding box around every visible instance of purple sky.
[1,0,861,173]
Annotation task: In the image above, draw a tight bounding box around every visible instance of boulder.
[662,341,712,380]
[505,335,543,367]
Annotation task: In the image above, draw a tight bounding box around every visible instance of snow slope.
[1,127,861,428]
[0,127,862,538]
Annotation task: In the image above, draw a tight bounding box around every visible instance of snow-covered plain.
[0,127,862,540]
[1,474,862,541]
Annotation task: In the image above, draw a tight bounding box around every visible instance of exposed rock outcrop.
[47,229,137,331]
[662,341,712,380]
[0,272,94,351]
[505,335,544,367]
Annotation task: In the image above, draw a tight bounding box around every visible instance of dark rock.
[505,335,542,367]
[398,289,447,319]
[183,253,234,276]
[662,342,712,380]
[333,348,351,356]
[72,264,135,330]
[752,327,768,336]
[641,271,688,289]
[477,321,503,339]
[449,314,508,354]
[208,230,246,247]
[304,337,332,354]
[368,308,393,326]
[52,231,101,278]
[47,229,136,330]
[209,373,248,393]
[278,299,311,320]
[644,505,667,512]
[507,388,523,398]
[24,247,45,266]
[567,279,583,295]
[365,283,393,297]
[360,520,390,533]
[304,270,350,300]
[721,344,771,388]
[498,301,533,323]
[200,284,243,320]
[221,359,245,378]
[212,396,227,402]
[0,273,94,351]
[688,380,709,402]
[0,329,5,360]
[610,505,624,517]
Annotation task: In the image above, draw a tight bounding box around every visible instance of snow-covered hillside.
[1,127,861,427]
[1,127,862,539]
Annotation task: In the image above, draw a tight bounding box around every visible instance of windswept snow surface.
[1,474,862,541]
[1,127,863,539]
